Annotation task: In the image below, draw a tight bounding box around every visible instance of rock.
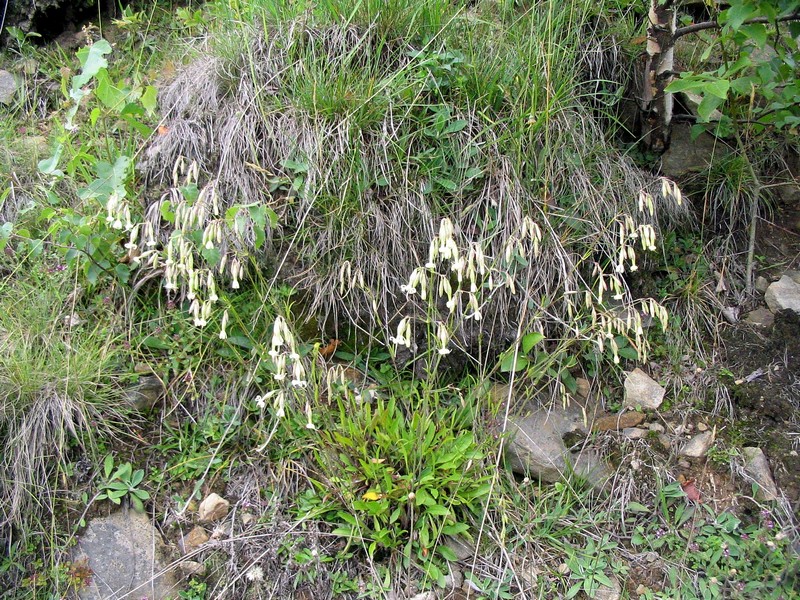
[623,427,648,440]
[657,434,671,449]
[624,368,665,410]
[443,567,463,589]
[493,384,609,490]
[679,431,715,458]
[755,276,770,293]
[785,270,800,285]
[660,123,731,178]
[506,413,610,490]
[198,493,229,523]
[764,276,800,314]
[0,70,17,104]
[444,535,475,561]
[745,308,774,329]
[593,411,645,432]
[594,576,622,600]
[409,593,436,600]
[575,377,590,399]
[648,422,665,433]
[123,374,165,411]
[742,447,779,501]
[178,560,206,577]
[72,510,178,600]
[696,422,708,432]
[181,526,209,553]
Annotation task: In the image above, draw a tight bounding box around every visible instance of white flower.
[246,566,264,582]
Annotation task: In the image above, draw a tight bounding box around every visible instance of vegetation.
[0,0,797,599]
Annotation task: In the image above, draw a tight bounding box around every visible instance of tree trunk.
[641,0,677,153]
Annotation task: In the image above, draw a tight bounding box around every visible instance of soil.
[721,309,800,512]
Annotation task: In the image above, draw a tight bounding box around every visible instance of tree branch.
[674,12,800,40]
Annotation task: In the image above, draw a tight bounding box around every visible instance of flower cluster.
[253,316,315,429]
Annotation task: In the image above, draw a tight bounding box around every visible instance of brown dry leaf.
[320,339,341,359]
[681,478,702,503]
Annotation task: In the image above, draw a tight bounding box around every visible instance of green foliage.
[629,483,795,599]
[301,383,489,585]
[667,0,800,136]
[96,454,151,513]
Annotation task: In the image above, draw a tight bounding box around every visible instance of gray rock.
[575,377,590,399]
[624,368,665,410]
[505,413,610,490]
[594,576,623,600]
[623,427,648,440]
[785,270,800,285]
[73,510,179,600]
[661,123,731,178]
[745,308,775,329]
[198,493,229,522]
[679,431,715,458]
[764,276,800,314]
[755,276,770,293]
[122,374,165,412]
[742,447,779,501]
[0,70,17,104]
[444,535,475,561]
[648,422,665,433]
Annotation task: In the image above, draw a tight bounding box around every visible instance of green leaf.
[500,351,528,373]
[740,23,768,49]
[697,95,725,121]
[425,504,450,516]
[521,332,544,354]
[73,39,112,89]
[130,495,145,513]
[443,119,468,135]
[703,79,730,100]
[95,70,130,111]
[38,143,64,176]
[437,544,458,562]
[626,502,651,514]
[723,2,758,30]
[141,85,158,115]
[103,454,114,478]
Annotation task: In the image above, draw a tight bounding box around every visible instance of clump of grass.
[0,263,126,530]
[137,0,690,374]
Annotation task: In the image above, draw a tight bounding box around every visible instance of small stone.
[658,434,671,449]
[575,377,590,399]
[636,584,648,595]
[594,576,622,600]
[0,70,17,104]
[443,567,463,589]
[678,459,691,468]
[742,447,779,501]
[624,368,665,410]
[644,552,658,563]
[593,411,645,432]
[123,374,165,412]
[241,512,256,526]
[445,535,475,561]
[181,526,209,553]
[785,270,800,285]
[764,276,800,314]
[697,422,708,432]
[623,427,647,440]
[745,308,775,329]
[178,560,206,577]
[755,276,770,293]
[679,431,715,458]
[648,422,665,433]
[198,493,230,523]
[557,563,570,575]
[409,593,435,600]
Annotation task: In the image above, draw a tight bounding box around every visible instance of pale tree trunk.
[641,0,677,153]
